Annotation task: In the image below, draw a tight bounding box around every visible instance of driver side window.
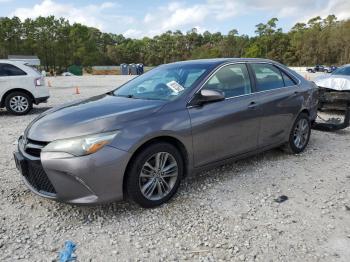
[203,64,252,98]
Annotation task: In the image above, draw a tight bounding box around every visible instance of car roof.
[0,59,41,76]
[166,58,277,67]
[162,58,303,80]
[0,59,27,66]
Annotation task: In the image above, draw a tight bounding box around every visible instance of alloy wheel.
[293,118,309,149]
[9,96,29,113]
[139,152,178,201]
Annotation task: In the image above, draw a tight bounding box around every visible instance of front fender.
[109,108,194,170]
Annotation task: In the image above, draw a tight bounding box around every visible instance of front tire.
[5,91,33,115]
[283,113,311,154]
[126,142,183,208]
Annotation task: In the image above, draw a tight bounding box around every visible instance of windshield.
[332,66,350,76]
[113,64,209,101]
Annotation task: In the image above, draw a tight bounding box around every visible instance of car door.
[0,63,12,99]
[188,63,260,167]
[248,63,302,148]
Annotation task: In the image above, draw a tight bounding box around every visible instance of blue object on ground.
[59,240,77,262]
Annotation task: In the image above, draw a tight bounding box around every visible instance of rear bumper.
[14,136,131,204]
[34,96,49,104]
[32,84,50,103]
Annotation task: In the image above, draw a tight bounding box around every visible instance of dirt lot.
[0,74,349,262]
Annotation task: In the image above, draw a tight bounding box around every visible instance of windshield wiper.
[113,93,135,98]
[113,93,167,101]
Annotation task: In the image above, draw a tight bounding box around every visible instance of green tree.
[1,14,350,68]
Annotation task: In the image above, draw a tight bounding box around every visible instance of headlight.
[42,131,119,156]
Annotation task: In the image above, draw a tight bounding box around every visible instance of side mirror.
[190,89,225,106]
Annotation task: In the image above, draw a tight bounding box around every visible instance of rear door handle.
[248,101,258,109]
[290,91,300,97]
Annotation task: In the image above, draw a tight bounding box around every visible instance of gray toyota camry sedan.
[14,58,318,208]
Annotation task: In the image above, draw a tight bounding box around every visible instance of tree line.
[0,15,349,71]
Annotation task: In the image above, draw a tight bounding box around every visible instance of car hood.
[25,94,166,141]
[314,74,350,91]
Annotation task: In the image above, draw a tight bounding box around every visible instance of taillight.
[35,77,42,86]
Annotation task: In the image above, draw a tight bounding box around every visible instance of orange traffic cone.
[75,87,80,94]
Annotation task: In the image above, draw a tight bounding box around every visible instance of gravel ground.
[0,77,350,262]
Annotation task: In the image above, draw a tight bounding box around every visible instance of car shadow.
[333,129,350,136]
[0,106,52,116]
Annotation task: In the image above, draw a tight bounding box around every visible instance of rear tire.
[126,142,183,208]
[283,113,311,154]
[5,91,33,115]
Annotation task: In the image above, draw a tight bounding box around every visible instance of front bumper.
[14,136,131,204]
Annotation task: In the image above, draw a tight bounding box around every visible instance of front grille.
[24,161,56,194]
[25,147,41,157]
[24,139,48,158]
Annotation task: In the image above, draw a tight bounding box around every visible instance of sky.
[1,0,350,38]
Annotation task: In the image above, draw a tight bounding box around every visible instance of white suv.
[0,60,50,115]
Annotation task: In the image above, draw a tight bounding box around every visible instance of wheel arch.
[122,135,190,196]
[293,108,310,125]
[1,88,35,107]
[300,108,310,117]
[286,108,311,143]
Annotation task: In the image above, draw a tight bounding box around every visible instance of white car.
[314,64,350,91]
[61,72,74,76]
[0,60,50,115]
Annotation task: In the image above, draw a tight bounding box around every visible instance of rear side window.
[0,63,27,76]
[251,63,284,91]
[281,71,296,86]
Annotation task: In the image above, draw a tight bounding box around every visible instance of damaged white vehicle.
[312,64,350,131]
[314,64,350,91]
